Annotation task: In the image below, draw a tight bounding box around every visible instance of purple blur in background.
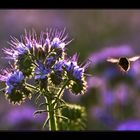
[116,120,140,130]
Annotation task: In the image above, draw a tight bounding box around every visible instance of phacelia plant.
[0,28,90,130]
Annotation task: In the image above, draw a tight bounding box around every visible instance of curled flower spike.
[50,60,65,86]
[6,70,24,94]
[64,53,84,80]
[63,53,90,95]
[0,69,24,94]
[0,69,30,105]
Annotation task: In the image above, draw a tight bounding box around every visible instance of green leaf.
[58,103,87,130]
[33,109,47,117]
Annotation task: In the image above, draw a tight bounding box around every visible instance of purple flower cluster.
[0,28,89,104]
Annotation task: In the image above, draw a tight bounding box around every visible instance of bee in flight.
[107,56,140,72]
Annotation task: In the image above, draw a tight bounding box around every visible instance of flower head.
[63,54,90,95]
[48,28,71,50]
[53,60,64,72]
[51,37,66,50]
[64,53,87,81]
[34,60,50,80]
[0,69,24,94]
[50,60,65,86]
[45,56,55,68]
[3,42,27,60]
[0,68,31,104]
[6,71,24,93]
[73,67,84,80]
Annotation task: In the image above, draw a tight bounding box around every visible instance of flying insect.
[107,56,140,72]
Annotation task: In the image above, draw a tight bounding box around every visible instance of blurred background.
[1,10,140,130]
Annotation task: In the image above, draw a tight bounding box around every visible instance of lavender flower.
[101,90,115,106]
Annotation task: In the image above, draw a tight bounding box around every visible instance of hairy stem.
[53,79,69,107]
[43,80,69,130]
[44,95,58,131]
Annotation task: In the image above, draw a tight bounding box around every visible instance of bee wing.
[129,56,140,62]
[107,58,119,63]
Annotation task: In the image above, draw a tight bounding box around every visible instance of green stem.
[44,95,58,131]
[43,80,69,130]
[53,79,69,108]
[25,83,39,91]
[58,79,69,98]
